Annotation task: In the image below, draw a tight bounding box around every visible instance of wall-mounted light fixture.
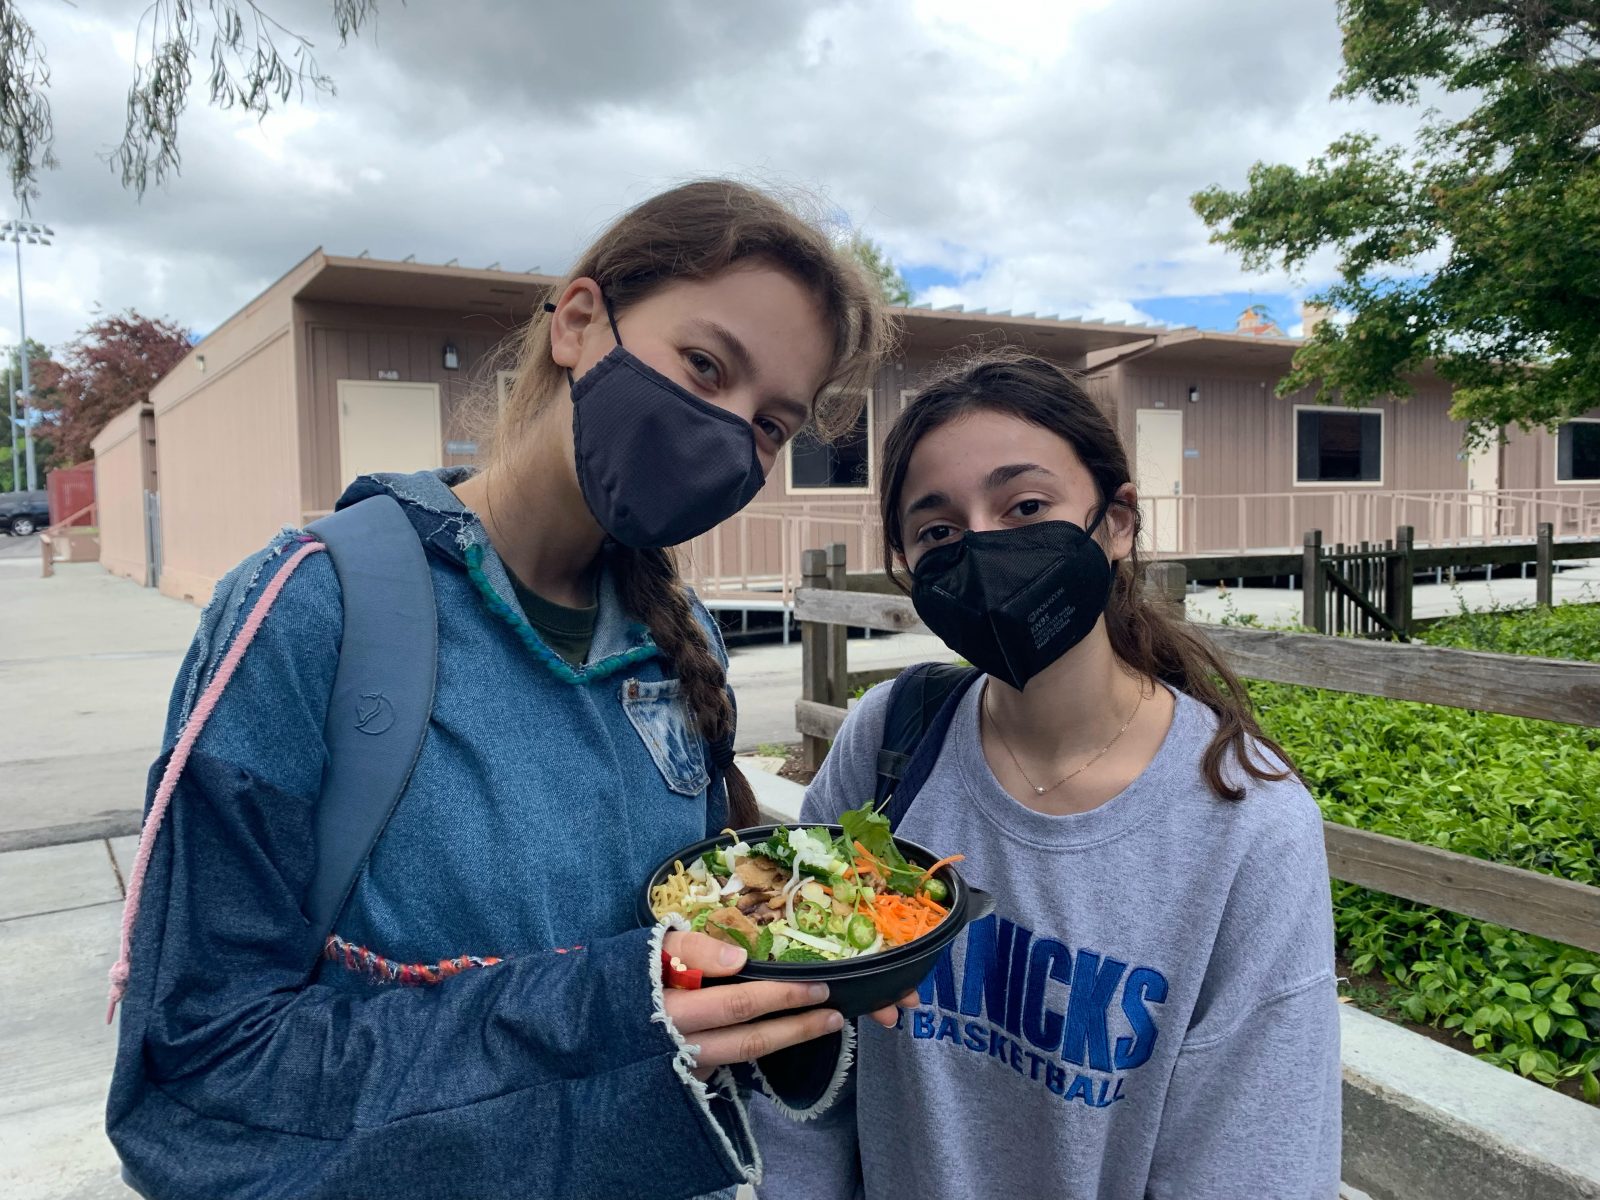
[196,354,206,372]
[442,343,460,371]
[1187,385,1199,404]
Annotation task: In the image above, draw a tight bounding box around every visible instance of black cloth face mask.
[909,509,1114,691]
[553,299,766,548]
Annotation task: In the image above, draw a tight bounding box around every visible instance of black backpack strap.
[875,663,982,831]
[302,496,438,960]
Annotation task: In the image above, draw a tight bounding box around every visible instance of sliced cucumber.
[847,914,877,950]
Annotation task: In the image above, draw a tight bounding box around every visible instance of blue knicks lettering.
[1062,950,1129,1072]
[1115,966,1169,1070]
[959,915,1014,1025]
[918,945,959,1009]
[1004,924,1034,1038]
[1021,938,1072,1053]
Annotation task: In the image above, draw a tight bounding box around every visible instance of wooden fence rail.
[794,547,1600,953]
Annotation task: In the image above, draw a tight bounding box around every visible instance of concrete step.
[1341,1005,1600,1199]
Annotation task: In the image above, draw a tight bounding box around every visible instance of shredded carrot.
[852,841,888,874]
[918,854,965,883]
[868,891,948,947]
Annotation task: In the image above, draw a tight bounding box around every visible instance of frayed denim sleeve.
[107,541,758,1200]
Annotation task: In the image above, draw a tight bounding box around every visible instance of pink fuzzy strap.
[107,541,327,1023]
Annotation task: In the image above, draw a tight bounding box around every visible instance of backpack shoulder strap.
[303,495,438,959]
[874,663,982,830]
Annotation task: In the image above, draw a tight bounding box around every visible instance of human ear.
[548,278,607,371]
[1105,483,1139,562]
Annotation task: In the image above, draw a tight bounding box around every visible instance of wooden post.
[825,542,849,709]
[1302,530,1324,633]
[39,533,53,579]
[1392,525,1414,635]
[800,548,831,770]
[1536,522,1554,608]
[1147,561,1187,620]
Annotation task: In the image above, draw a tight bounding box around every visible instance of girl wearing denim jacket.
[105,180,896,1199]
[752,351,1342,1199]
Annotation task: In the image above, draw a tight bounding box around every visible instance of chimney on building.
[1300,302,1334,339]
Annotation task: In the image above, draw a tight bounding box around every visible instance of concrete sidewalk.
[1,562,199,841]
[0,837,137,1199]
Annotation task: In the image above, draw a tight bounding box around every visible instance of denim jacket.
[106,470,758,1199]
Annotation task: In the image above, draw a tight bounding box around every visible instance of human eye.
[1008,498,1049,522]
[754,416,790,448]
[915,523,958,546]
[684,349,723,388]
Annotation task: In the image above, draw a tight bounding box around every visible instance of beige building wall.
[91,402,151,586]
[295,303,522,514]
[1111,364,1469,550]
[148,256,320,604]
[1502,406,1600,489]
[155,331,300,604]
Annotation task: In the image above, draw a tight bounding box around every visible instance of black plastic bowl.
[638,823,994,1019]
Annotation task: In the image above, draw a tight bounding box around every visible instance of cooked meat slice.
[735,856,787,890]
[736,890,774,915]
[705,906,762,947]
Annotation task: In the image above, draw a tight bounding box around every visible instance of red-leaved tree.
[36,311,192,464]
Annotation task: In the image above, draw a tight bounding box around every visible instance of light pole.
[1,219,53,491]
[6,359,16,492]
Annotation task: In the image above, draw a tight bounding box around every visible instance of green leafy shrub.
[1245,601,1600,1101]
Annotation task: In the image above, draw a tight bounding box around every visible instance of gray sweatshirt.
[750,681,1341,1200]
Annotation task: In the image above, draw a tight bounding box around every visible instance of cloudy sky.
[6,0,1427,350]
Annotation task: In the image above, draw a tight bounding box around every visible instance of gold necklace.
[985,685,1146,797]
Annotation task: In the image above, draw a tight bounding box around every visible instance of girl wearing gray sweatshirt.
[751,349,1341,1199]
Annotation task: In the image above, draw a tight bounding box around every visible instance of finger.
[866,1004,901,1029]
[666,978,830,1035]
[691,1007,846,1072]
[662,930,746,978]
[898,990,921,1008]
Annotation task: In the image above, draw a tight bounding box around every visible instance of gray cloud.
[6,0,1425,348]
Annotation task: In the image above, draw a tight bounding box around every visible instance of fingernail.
[807,983,829,1003]
[826,1011,845,1031]
[720,945,744,967]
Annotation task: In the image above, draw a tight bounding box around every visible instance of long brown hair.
[494,180,895,826]
[880,348,1293,802]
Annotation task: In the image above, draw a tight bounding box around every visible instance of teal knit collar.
[464,543,658,684]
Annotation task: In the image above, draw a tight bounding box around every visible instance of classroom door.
[337,381,443,485]
[1135,409,1184,553]
[1467,440,1500,539]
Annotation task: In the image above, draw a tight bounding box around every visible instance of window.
[1556,420,1600,482]
[1294,406,1383,485]
[787,390,873,493]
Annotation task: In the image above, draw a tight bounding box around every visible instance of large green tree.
[0,1,381,202]
[1193,1,1600,442]
[849,234,913,307]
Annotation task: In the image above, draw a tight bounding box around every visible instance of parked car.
[0,489,51,536]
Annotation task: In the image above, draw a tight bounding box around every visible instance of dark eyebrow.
[986,463,1055,489]
[902,464,1053,523]
[904,490,951,518]
[686,318,810,428]
[687,318,756,378]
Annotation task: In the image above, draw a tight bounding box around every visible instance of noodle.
[649,860,693,920]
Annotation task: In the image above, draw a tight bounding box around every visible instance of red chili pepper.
[661,948,703,990]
